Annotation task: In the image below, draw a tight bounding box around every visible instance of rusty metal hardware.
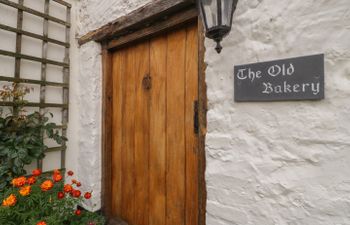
[194,100,199,134]
[142,74,152,90]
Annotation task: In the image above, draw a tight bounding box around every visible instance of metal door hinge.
[194,100,199,134]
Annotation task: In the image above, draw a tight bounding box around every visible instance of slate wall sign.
[234,54,324,102]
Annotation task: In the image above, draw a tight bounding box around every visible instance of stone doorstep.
[108,217,128,225]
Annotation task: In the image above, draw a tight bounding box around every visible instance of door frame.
[89,2,207,224]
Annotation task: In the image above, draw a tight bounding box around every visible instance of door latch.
[142,74,152,90]
[194,100,199,134]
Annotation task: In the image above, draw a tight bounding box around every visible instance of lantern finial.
[215,39,222,54]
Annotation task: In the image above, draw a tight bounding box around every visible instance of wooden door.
[111,23,199,225]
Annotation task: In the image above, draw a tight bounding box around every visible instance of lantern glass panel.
[201,0,218,29]
[222,0,234,26]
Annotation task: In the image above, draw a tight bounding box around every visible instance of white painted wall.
[75,0,153,38]
[3,0,350,223]
[205,1,350,224]
[75,0,350,222]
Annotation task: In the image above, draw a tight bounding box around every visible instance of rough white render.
[73,0,350,223]
[205,0,350,224]
[73,41,102,209]
[76,0,153,38]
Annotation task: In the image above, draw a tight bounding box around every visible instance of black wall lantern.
[198,0,238,53]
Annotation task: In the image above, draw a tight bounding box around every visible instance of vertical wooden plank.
[166,28,187,225]
[111,50,124,217]
[105,21,203,225]
[134,41,150,225]
[149,35,167,225]
[185,24,199,225]
[101,45,113,218]
[120,45,136,223]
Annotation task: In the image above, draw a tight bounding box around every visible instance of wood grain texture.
[134,42,150,225]
[101,46,113,217]
[106,7,197,50]
[149,35,167,225]
[111,50,125,217]
[108,217,129,225]
[78,0,195,45]
[98,6,206,225]
[121,45,136,223]
[166,28,187,225]
[185,24,199,225]
[108,21,204,225]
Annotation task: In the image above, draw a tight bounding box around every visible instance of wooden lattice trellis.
[0,0,71,174]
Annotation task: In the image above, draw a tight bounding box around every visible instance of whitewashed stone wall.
[76,0,152,37]
[74,0,350,223]
[205,0,350,224]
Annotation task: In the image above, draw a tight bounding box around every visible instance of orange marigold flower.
[57,192,65,199]
[53,169,61,175]
[36,221,47,225]
[84,192,92,199]
[27,176,36,185]
[76,182,82,187]
[12,176,26,187]
[19,185,31,196]
[64,184,73,193]
[2,194,17,207]
[53,173,63,182]
[32,169,42,177]
[75,209,82,216]
[67,170,74,176]
[72,190,81,198]
[41,180,54,192]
